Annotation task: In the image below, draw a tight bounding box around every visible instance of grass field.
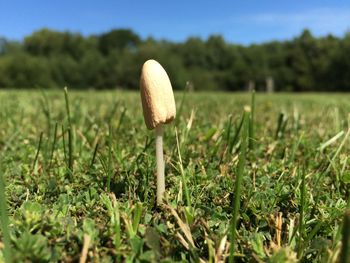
[0,90,349,262]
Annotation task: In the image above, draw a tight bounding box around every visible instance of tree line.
[0,28,349,91]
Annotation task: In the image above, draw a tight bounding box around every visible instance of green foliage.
[13,232,52,262]
[0,28,350,91]
[98,29,141,55]
[0,52,53,88]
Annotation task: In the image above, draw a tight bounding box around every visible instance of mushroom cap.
[140,59,176,130]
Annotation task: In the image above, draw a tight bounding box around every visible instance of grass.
[0,90,349,262]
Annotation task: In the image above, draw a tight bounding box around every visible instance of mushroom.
[140,59,176,205]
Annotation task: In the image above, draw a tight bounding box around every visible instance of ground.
[0,90,349,262]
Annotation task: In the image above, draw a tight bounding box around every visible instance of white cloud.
[244,8,350,36]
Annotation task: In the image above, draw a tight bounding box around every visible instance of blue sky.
[0,0,349,44]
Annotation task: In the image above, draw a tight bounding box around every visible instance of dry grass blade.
[176,232,190,250]
[216,235,228,263]
[79,234,91,263]
[275,212,283,248]
[165,204,195,248]
[175,231,206,263]
[186,108,195,130]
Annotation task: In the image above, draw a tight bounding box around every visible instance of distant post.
[266,76,274,93]
[185,80,194,92]
[247,80,255,92]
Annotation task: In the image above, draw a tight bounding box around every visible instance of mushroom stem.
[155,124,165,204]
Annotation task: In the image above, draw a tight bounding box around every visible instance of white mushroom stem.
[155,124,165,205]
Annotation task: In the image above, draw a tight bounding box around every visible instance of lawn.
[0,90,349,262]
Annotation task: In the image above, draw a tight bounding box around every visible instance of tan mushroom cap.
[140,59,176,130]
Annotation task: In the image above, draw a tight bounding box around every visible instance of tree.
[24,29,88,60]
[327,33,350,91]
[0,27,349,91]
[0,53,53,88]
[98,29,141,55]
[0,38,7,55]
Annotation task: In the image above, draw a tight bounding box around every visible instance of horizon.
[0,0,349,45]
[1,26,348,46]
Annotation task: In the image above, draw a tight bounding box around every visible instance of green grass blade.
[67,127,73,173]
[175,128,191,208]
[64,87,72,127]
[32,131,43,173]
[107,124,113,192]
[64,87,74,173]
[132,203,142,233]
[39,88,51,137]
[225,115,233,147]
[61,125,67,168]
[288,132,304,164]
[249,89,255,150]
[0,169,12,263]
[298,167,306,258]
[113,202,121,249]
[116,107,127,133]
[89,141,99,171]
[229,109,248,263]
[275,112,288,140]
[229,114,245,153]
[48,122,58,170]
[175,90,187,127]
